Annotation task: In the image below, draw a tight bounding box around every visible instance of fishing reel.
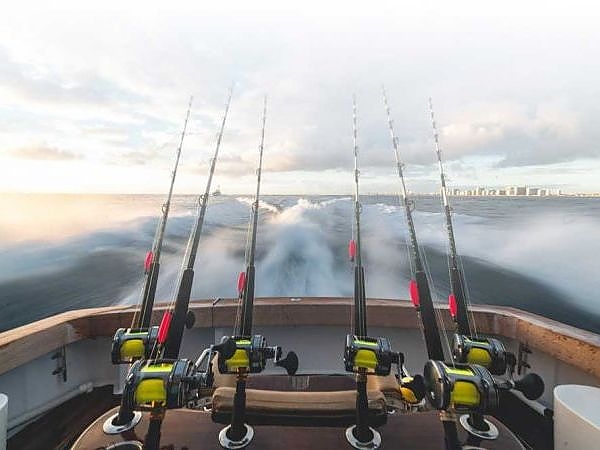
[344,335,400,376]
[111,326,159,364]
[218,335,299,375]
[217,336,298,449]
[452,334,508,375]
[103,358,194,435]
[344,335,406,450]
[128,359,196,409]
[104,339,237,435]
[424,360,545,441]
[424,360,499,415]
[424,360,502,440]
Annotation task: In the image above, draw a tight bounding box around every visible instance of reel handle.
[275,350,299,376]
[213,337,237,360]
[500,372,544,400]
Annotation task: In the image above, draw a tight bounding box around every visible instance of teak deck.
[73,407,524,449]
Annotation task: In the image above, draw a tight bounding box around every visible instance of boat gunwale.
[0,297,599,378]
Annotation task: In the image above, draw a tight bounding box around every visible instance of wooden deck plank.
[72,406,524,449]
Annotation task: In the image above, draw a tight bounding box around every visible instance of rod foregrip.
[139,261,160,329]
[353,265,367,337]
[240,266,255,336]
[163,268,194,359]
[449,267,470,336]
[415,270,445,361]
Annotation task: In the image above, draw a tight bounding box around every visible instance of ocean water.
[1,193,599,334]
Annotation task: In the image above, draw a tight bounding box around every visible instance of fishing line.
[429,97,478,337]
[130,96,193,330]
[149,86,233,359]
[421,248,454,364]
[350,94,367,337]
[234,95,267,337]
[381,86,446,361]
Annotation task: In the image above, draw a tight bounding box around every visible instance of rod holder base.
[218,424,254,449]
[459,415,499,440]
[345,425,382,449]
[103,411,142,434]
[105,442,144,450]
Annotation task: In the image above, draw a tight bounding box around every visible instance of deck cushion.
[211,387,387,427]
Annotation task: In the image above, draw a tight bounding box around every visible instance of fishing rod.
[111,98,193,365]
[235,96,267,337]
[343,94,408,450]
[382,87,445,361]
[427,98,544,445]
[428,98,513,374]
[137,96,193,329]
[218,96,298,449]
[428,98,472,337]
[103,87,239,450]
[159,88,234,359]
[382,88,465,450]
[104,88,233,446]
[349,94,367,337]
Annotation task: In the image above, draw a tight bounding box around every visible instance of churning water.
[1,193,599,333]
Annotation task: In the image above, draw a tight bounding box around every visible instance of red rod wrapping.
[157,310,173,344]
[409,279,420,308]
[448,294,457,319]
[144,251,154,273]
[348,239,356,261]
[237,271,246,295]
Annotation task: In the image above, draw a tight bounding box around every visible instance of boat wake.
[0,195,598,333]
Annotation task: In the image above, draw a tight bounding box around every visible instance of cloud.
[0,5,600,193]
[0,46,146,108]
[9,144,81,161]
[427,99,600,168]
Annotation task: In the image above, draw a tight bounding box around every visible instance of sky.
[1,0,599,194]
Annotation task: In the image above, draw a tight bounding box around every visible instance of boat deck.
[73,406,524,449]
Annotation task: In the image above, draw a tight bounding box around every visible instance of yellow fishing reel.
[104,358,195,435]
[423,360,499,414]
[344,335,400,376]
[111,326,159,364]
[217,335,298,375]
[452,334,508,375]
[126,358,196,410]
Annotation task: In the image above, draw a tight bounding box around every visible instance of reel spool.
[104,358,194,435]
[424,361,501,440]
[217,335,298,375]
[452,334,507,375]
[111,326,159,364]
[344,335,400,376]
[129,359,195,409]
[423,361,499,414]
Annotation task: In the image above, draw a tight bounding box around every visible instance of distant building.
[445,185,561,197]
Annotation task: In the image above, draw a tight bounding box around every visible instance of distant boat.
[212,185,222,196]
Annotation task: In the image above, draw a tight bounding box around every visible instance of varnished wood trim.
[0,298,598,379]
